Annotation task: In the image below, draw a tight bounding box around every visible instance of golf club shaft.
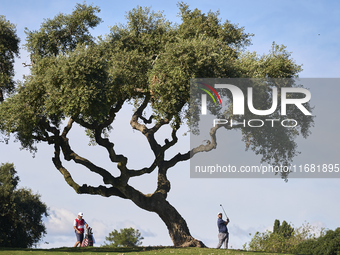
[220,204,228,219]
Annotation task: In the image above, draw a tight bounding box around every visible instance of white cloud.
[41,207,77,248]
[45,207,76,235]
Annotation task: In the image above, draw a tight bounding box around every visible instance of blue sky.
[1,0,340,249]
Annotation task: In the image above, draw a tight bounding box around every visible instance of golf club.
[220,204,228,219]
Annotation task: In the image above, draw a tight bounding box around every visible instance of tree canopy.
[273,219,294,238]
[0,3,313,246]
[0,15,20,102]
[0,163,48,248]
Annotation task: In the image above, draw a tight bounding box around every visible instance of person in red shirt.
[73,212,88,247]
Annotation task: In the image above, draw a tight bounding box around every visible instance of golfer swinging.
[216,212,229,249]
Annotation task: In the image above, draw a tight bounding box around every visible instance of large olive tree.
[0,3,312,246]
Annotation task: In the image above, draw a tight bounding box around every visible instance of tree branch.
[130,96,171,157]
[165,121,235,169]
[130,96,151,134]
[56,118,119,186]
[50,120,127,198]
[52,144,127,198]
[73,101,125,130]
[94,130,129,182]
[78,184,128,198]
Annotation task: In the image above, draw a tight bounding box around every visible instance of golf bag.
[81,226,94,247]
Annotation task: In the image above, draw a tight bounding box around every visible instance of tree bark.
[130,192,205,247]
[156,199,205,247]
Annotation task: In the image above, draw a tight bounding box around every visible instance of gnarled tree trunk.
[155,199,205,247]
[129,191,205,247]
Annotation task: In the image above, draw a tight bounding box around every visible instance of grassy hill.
[0,246,295,255]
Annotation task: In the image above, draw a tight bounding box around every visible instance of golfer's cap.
[218,212,222,215]
[78,212,84,217]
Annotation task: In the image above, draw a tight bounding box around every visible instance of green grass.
[0,247,295,255]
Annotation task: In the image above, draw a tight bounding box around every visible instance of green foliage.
[0,3,312,174]
[103,227,144,247]
[273,219,280,234]
[0,163,48,248]
[294,228,340,255]
[177,2,252,49]
[244,219,324,253]
[0,15,20,101]
[274,220,294,238]
[236,43,302,78]
[0,3,307,151]
[24,3,101,58]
